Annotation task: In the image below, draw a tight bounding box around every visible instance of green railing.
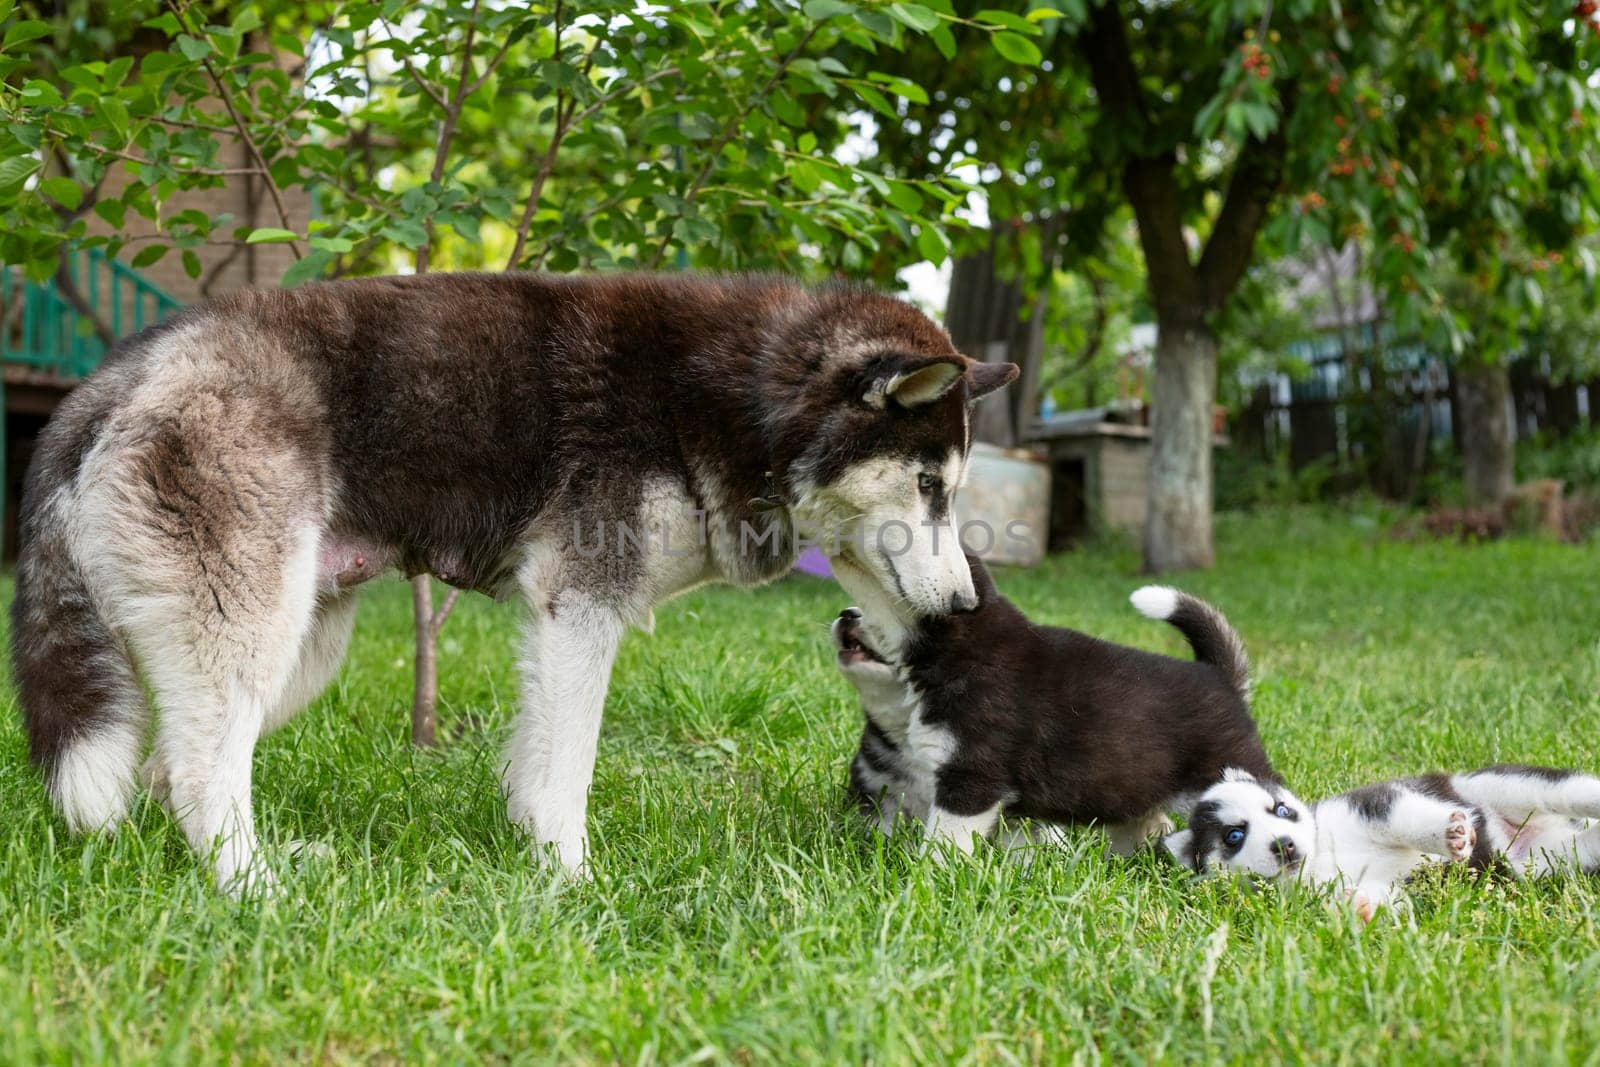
[1,247,183,380]
[0,249,182,554]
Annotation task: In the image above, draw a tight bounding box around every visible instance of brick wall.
[86,139,310,306]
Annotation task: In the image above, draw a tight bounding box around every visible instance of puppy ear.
[967,361,1019,400]
[1221,767,1257,784]
[1162,829,1197,869]
[865,356,966,410]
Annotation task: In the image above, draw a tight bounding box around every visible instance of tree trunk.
[1144,313,1217,572]
[945,233,1050,446]
[1457,361,1515,507]
[410,575,438,747]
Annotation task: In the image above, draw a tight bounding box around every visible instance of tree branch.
[166,0,303,259]
[431,588,461,631]
[1079,1,1199,315]
[528,189,634,270]
[507,0,568,270]
[415,0,485,274]
[1195,86,1297,311]
[1061,272,1109,380]
[75,141,270,177]
[646,25,819,270]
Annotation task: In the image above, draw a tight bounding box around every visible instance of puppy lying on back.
[1168,764,1600,920]
[830,555,1277,856]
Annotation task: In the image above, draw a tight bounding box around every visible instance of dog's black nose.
[948,590,978,614]
[838,607,862,621]
[1271,836,1297,861]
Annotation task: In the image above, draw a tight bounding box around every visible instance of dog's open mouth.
[833,611,887,667]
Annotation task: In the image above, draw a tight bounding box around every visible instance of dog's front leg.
[920,767,1003,862]
[922,802,1004,861]
[504,590,626,875]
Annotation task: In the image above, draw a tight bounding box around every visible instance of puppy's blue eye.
[1224,828,1246,847]
[1274,804,1292,819]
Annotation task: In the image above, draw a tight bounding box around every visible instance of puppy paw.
[1346,888,1378,924]
[1444,810,1476,863]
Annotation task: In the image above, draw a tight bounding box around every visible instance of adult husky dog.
[11,272,1016,891]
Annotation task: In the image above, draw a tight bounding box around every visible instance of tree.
[0,0,1023,740]
[865,0,1600,570]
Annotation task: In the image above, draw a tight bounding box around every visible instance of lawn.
[2,505,1598,1064]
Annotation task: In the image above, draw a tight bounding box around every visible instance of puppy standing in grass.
[831,556,1279,856]
[1168,765,1600,920]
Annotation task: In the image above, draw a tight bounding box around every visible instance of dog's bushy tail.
[11,429,146,833]
[1130,586,1251,704]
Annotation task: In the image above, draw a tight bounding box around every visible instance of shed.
[1031,408,1154,547]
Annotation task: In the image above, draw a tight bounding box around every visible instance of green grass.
[3,505,1599,1063]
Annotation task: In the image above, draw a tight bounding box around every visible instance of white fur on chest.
[1307,800,1436,890]
[630,476,719,613]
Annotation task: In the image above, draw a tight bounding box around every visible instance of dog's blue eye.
[918,472,937,492]
[1224,828,1246,847]
[1274,804,1292,819]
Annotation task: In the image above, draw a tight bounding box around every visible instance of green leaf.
[20,79,63,106]
[175,34,212,62]
[381,218,429,249]
[885,181,924,213]
[280,249,333,288]
[94,198,127,229]
[1240,101,1276,142]
[246,227,300,244]
[100,97,129,137]
[791,160,823,194]
[182,249,202,279]
[867,73,930,105]
[916,224,948,264]
[310,235,354,253]
[25,254,55,283]
[887,3,941,32]
[38,176,81,211]
[2,19,50,51]
[802,0,855,18]
[852,83,898,120]
[131,244,168,268]
[0,154,38,194]
[990,32,1042,66]
[975,9,1042,35]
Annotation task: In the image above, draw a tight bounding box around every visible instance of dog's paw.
[1444,810,1476,863]
[218,860,281,901]
[1346,888,1378,924]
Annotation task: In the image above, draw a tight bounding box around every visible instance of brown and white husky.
[10,272,1016,892]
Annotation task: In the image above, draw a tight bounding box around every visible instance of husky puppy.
[11,272,1017,891]
[1167,765,1600,920]
[830,558,1276,856]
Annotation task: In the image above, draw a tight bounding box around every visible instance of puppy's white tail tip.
[1130,585,1181,621]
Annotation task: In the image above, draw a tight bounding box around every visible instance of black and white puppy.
[831,556,1276,857]
[1168,765,1600,920]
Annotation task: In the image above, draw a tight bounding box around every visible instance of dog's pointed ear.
[865,356,966,410]
[967,361,1020,401]
[1163,829,1197,870]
